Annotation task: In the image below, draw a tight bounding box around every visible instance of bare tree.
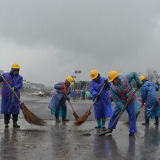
[145,68,160,85]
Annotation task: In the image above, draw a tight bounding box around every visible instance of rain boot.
[154,117,159,126]
[129,132,134,136]
[95,119,101,128]
[62,119,69,122]
[102,118,106,129]
[56,118,61,123]
[13,121,20,128]
[4,114,10,128]
[142,118,149,126]
[55,115,61,123]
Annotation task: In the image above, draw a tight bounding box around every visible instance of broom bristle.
[74,111,91,126]
[20,103,47,126]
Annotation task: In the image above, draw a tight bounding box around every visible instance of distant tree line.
[138,69,160,86]
[145,69,160,86]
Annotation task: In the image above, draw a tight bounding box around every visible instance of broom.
[1,75,47,126]
[67,99,79,119]
[74,82,107,126]
[63,87,79,119]
[98,88,139,136]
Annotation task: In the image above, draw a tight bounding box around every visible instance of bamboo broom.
[74,82,107,126]
[67,99,79,119]
[1,75,47,126]
[63,85,79,119]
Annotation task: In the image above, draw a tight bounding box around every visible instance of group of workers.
[0,64,160,137]
[89,70,160,136]
[48,69,160,136]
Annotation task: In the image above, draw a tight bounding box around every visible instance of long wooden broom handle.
[88,82,107,112]
[108,88,139,130]
[0,75,22,103]
[63,91,76,113]
[68,100,76,113]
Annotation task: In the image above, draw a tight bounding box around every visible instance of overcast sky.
[0,0,160,86]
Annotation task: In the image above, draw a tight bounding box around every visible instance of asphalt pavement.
[0,96,159,160]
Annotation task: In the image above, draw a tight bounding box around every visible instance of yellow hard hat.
[66,76,74,84]
[11,63,20,69]
[139,75,146,81]
[90,70,98,79]
[108,70,119,82]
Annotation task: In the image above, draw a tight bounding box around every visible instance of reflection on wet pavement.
[0,120,160,160]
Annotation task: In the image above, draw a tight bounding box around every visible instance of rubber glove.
[10,87,14,92]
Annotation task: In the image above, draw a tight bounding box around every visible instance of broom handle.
[0,75,22,103]
[64,91,76,113]
[88,82,107,112]
[68,100,76,113]
[108,88,139,130]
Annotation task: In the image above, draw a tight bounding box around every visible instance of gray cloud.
[0,0,160,85]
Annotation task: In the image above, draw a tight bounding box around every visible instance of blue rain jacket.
[141,81,160,119]
[90,74,112,119]
[0,71,23,114]
[48,82,71,117]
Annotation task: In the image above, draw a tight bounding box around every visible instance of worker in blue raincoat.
[48,76,73,122]
[89,70,112,129]
[139,75,160,126]
[107,71,142,136]
[0,63,23,128]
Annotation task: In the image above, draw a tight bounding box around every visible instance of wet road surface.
[0,96,145,121]
[0,96,159,160]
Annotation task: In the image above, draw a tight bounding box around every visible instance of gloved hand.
[137,84,142,89]
[121,106,126,111]
[62,84,66,94]
[104,79,109,84]
[141,103,145,107]
[95,94,99,99]
[66,97,70,101]
[10,87,14,92]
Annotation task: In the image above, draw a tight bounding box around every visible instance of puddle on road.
[80,133,92,136]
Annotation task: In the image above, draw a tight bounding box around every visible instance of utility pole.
[75,69,81,90]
